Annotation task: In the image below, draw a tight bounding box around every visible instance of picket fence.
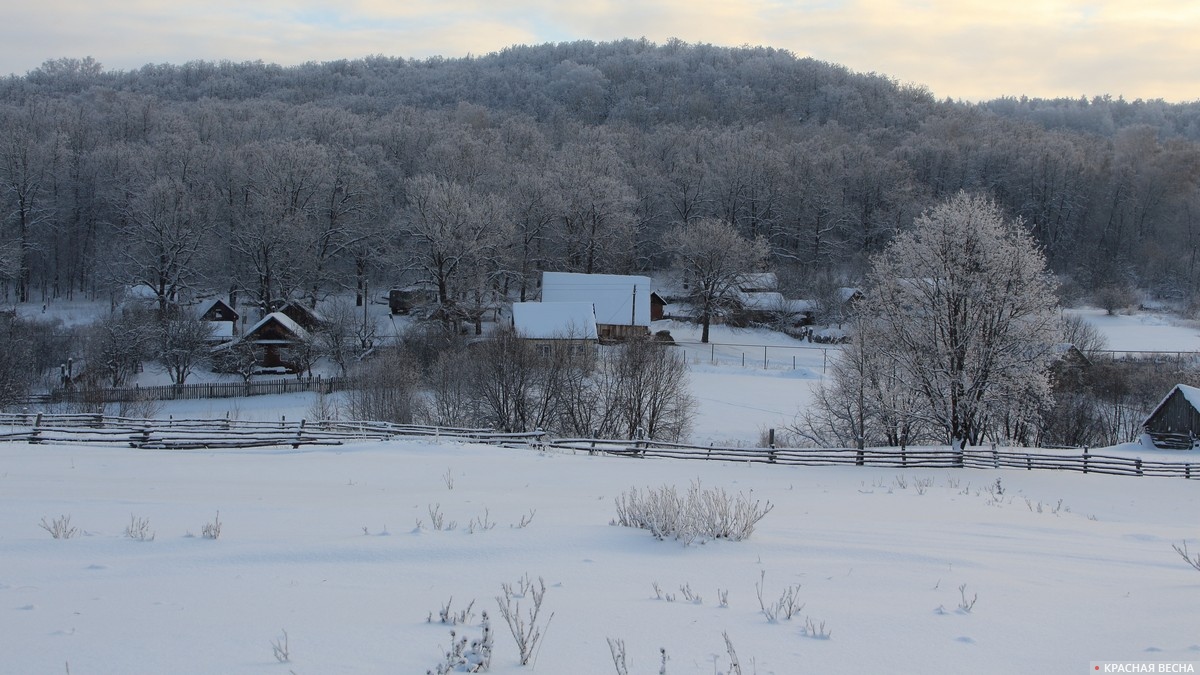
[35,376,349,404]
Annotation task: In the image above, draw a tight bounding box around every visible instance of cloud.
[2,0,1197,101]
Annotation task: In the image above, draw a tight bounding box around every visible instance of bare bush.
[1172,541,1200,572]
[755,571,803,622]
[271,629,290,663]
[124,514,155,541]
[202,511,222,540]
[343,346,424,423]
[39,514,79,539]
[495,574,552,666]
[613,481,773,545]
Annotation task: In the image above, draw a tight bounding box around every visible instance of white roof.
[244,312,310,343]
[542,272,651,327]
[512,302,598,340]
[736,272,778,292]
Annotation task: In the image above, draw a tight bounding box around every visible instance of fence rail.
[0,413,546,450]
[546,439,1200,480]
[2,413,1196,479]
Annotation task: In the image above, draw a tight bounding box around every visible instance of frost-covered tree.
[860,192,1062,448]
[663,218,769,343]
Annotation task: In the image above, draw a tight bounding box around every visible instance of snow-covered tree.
[859,191,1062,448]
[663,218,769,343]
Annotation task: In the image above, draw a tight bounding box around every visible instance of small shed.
[1143,384,1200,449]
[650,292,667,322]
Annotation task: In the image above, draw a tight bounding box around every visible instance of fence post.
[29,412,42,445]
[1082,447,1089,474]
[1026,455,1032,471]
[768,428,775,449]
[1135,457,1143,477]
[293,419,306,449]
[901,447,907,467]
[991,443,999,469]
[1185,464,1191,479]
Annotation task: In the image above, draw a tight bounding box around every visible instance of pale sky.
[4,1,1198,102]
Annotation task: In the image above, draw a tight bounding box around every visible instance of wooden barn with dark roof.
[1143,384,1200,449]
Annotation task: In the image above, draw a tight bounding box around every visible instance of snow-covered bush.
[613,481,773,545]
[429,613,492,674]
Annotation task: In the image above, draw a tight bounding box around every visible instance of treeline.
[2,39,1200,316]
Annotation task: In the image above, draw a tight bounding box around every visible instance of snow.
[1068,308,1200,352]
[3,438,1198,674]
[511,302,598,340]
[542,272,652,327]
[4,301,1200,672]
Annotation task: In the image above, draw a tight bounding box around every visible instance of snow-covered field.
[4,303,1200,673]
[3,439,1199,674]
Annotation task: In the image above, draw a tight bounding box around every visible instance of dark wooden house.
[1143,384,1200,449]
[238,312,312,371]
[198,298,239,323]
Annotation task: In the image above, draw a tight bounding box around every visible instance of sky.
[4,1,1199,102]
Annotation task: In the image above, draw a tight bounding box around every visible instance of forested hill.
[2,39,1200,311]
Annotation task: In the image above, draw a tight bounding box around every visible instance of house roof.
[197,298,239,322]
[735,272,778,292]
[512,302,598,340]
[1144,384,1200,426]
[541,272,651,327]
[243,312,310,344]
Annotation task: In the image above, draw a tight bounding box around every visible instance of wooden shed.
[1143,384,1200,449]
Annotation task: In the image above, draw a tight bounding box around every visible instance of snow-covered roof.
[735,292,813,314]
[243,312,310,343]
[1143,383,1200,427]
[542,272,651,327]
[512,302,598,340]
[735,272,778,292]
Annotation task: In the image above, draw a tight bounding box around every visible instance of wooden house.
[237,312,312,371]
[1143,384,1200,449]
[541,272,651,341]
[511,301,598,358]
[197,298,239,342]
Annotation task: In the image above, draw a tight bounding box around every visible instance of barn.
[1142,384,1200,449]
[540,272,651,341]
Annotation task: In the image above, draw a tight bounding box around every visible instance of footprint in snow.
[955,636,975,645]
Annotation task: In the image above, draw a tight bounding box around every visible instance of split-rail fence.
[1,412,1196,480]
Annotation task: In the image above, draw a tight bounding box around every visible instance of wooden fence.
[2,412,1196,479]
[0,413,546,450]
[546,439,1200,480]
[32,376,350,404]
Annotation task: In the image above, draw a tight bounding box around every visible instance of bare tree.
[396,175,511,330]
[154,314,214,385]
[862,192,1062,448]
[663,218,769,343]
[602,337,695,441]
